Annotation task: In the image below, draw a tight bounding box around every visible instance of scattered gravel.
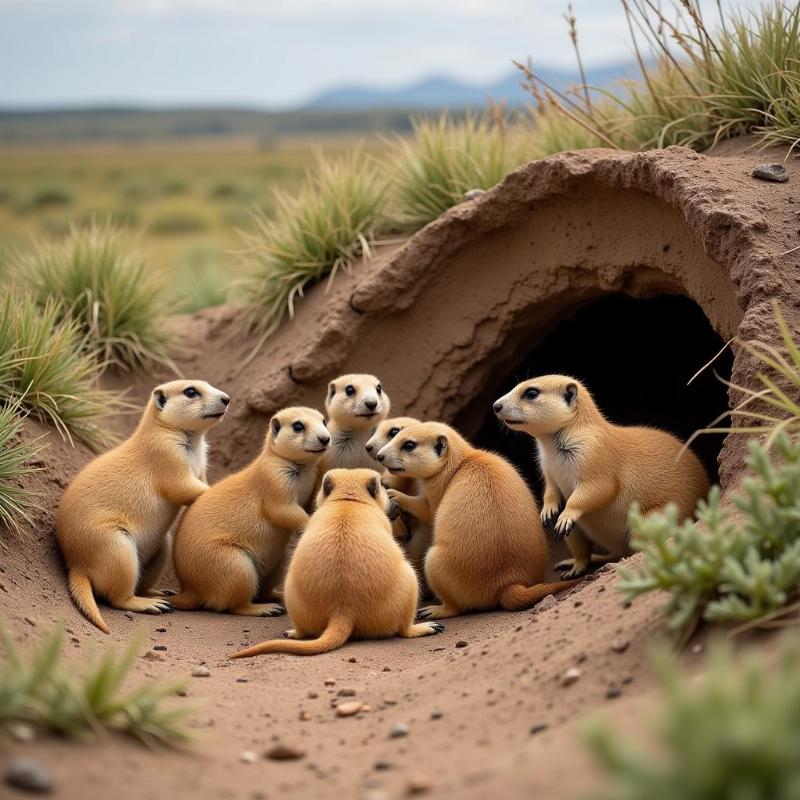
[4,758,53,794]
[191,666,210,678]
[389,722,409,739]
[561,667,582,687]
[752,163,789,183]
[265,743,306,761]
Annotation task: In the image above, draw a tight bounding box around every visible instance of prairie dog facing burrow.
[56,380,230,633]
[170,407,330,617]
[319,374,390,472]
[377,422,580,619]
[493,375,710,578]
[230,468,443,658]
[366,416,433,576]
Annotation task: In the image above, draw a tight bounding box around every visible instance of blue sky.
[0,0,750,108]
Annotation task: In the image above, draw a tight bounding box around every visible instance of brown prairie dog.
[171,407,330,617]
[365,416,432,576]
[376,422,579,619]
[319,373,390,472]
[493,375,710,578]
[56,380,230,633]
[230,468,444,658]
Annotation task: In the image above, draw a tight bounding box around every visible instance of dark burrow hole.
[468,293,733,498]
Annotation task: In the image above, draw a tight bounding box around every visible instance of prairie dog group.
[231,469,443,658]
[171,407,329,616]
[494,375,710,578]
[377,422,580,619]
[56,380,229,633]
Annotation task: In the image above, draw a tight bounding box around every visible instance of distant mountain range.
[306,62,640,110]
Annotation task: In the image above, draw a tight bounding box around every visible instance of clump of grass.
[0,293,116,449]
[586,637,800,799]
[160,177,188,196]
[388,112,526,229]
[519,1,800,154]
[238,149,387,340]
[13,222,176,371]
[0,624,192,747]
[618,432,800,634]
[29,185,73,209]
[0,400,43,537]
[208,178,245,200]
[150,211,208,235]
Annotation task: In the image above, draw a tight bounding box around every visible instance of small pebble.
[125,612,135,620]
[389,722,409,739]
[463,188,486,200]
[307,690,319,699]
[156,627,167,633]
[430,709,444,720]
[240,751,258,764]
[4,758,53,794]
[610,638,630,654]
[338,688,357,697]
[752,163,789,183]
[143,650,164,661]
[299,710,311,721]
[265,743,305,761]
[324,678,337,686]
[153,644,167,651]
[236,677,249,683]
[455,640,468,649]
[191,666,210,678]
[406,775,432,795]
[374,759,392,771]
[535,595,557,613]
[336,701,364,717]
[606,686,622,699]
[561,667,582,687]
[382,666,391,672]
[9,722,36,743]
[529,722,548,736]
[348,656,357,663]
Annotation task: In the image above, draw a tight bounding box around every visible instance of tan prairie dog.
[171,407,330,616]
[230,468,444,658]
[376,422,580,619]
[56,380,230,633]
[319,373,390,472]
[365,416,432,575]
[493,375,710,578]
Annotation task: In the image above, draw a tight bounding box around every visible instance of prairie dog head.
[376,421,455,480]
[152,379,230,432]
[365,416,420,461]
[268,406,330,464]
[316,468,397,519]
[493,375,581,436]
[326,374,390,431]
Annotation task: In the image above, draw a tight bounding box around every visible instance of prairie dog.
[171,407,330,616]
[56,380,230,633]
[319,374,390,472]
[230,468,443,658]
[365,416,432,576]
[376,422,579,619]
[493,375,710,578]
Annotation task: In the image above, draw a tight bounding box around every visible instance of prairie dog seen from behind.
[494,375,710,578]
[377,422,580,619]
[56,380,230,633]
[171,407,330,616]
[231,468,443,658]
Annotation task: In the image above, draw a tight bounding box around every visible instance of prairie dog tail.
[500,579,582,611]
[230,616,353,659]
[67,569,110,634]
[167,591,202,611]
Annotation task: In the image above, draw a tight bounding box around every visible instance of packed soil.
[2,138,799,799]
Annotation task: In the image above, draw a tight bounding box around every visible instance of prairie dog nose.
[365,397,378,411]
[493,401,503,413]
[221,395,231,406]
[365,443,373,453]
[377,452,385,462]
[319,433,331,446]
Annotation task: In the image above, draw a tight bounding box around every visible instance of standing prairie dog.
[377,422,580,619]
[366,416,432,576]
[319,373,390,472]
[171,407,330,616]
[230,468,443,658]
[56,380,230,633]
[493,375,710,578]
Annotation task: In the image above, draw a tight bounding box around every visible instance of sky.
[0,0,751,108]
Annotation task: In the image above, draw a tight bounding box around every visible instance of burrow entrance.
[467,293,733,498]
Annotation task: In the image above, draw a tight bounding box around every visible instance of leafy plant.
[619,433,800,632]
[585,637,800,800]
[0,624,192,747]
[0,400,43,536]
[13,222,176,371]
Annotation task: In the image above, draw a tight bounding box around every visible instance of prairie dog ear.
[322,473,334,497]
[328,382,336,400]
[271,416,281,436]
[434,435,448,457]
[564,383,578,407]
[366,476,379,498]
[153,389,167,409]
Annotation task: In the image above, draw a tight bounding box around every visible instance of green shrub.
[0,293,116,449]
[618,433,800,632]
[389,113,526,229]
[0,623,192,746]
[150,211,208,235]
[30,185,73,209]
[0,401,43,536]
[239,149,387,340]
[13,222,175,370]
[585,638,800,800]
[160,177,188,195]
[208,178,245,200]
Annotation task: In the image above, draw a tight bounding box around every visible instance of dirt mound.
[3,140,799,799]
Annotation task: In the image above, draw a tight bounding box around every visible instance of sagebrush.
[0,401,42,536]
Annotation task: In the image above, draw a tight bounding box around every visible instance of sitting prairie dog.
[56,380,230,633]
[230,468,444,658]
[318,373,390,473]
[377,422,579,619]
[365,416,432,577]
[170,407,330,616]
[493,375,710,578]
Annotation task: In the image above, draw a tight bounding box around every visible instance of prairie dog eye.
[401,441,417,453]
[292,421,305,433]
[376,384,382,395]
[388,427,400,439]
[345,385,356,397]
[523,387,540,400]
[184,387,199,399]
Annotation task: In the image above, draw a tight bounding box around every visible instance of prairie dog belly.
[329,435,373,470]
[537,440,579,498]
[133,493,179,561]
